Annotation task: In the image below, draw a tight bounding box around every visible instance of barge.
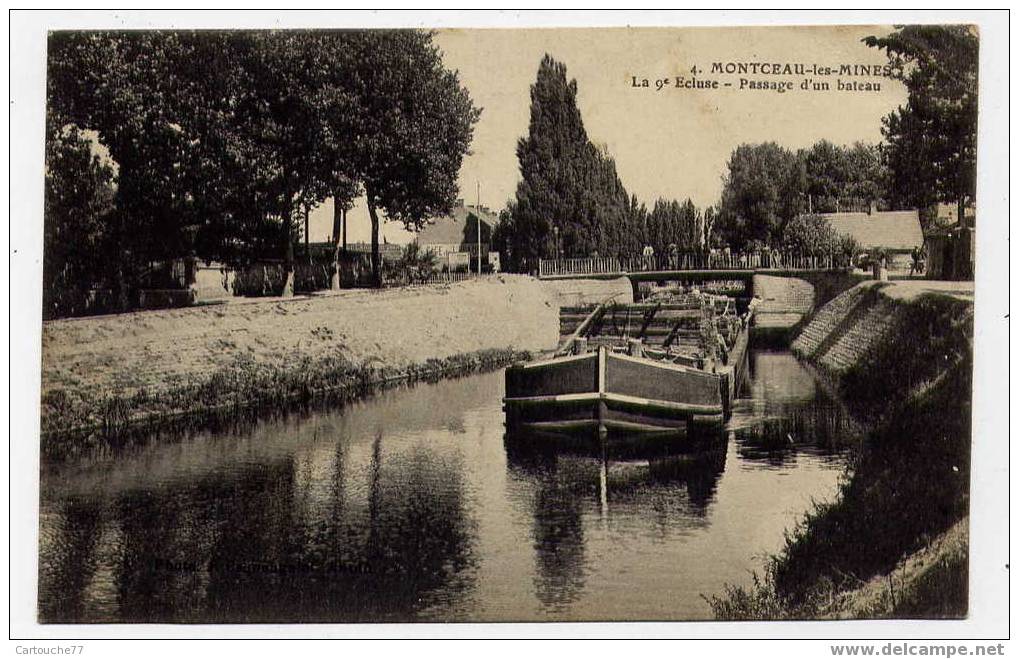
[504,293,754,440]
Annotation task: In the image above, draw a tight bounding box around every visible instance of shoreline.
[40,276,563,457]
[42,347,531,461]
[709,280,974,619]
[38,273,976,618]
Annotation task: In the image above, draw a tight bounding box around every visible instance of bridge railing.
[537,251,850,277]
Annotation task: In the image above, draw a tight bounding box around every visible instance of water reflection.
[503,435,728,614]
[39,349,855,623]
[731,349,861,465]
[40,381,482,623]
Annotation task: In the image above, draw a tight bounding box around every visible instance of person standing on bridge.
[642,245,655,271]
[770,246,782,269]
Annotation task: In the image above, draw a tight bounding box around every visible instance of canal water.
[38,348,858,623]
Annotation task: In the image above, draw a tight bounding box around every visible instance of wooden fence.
[537,251,851,278]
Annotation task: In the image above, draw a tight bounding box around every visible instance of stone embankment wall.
[752,274,816,332]
[540,276,634,307]
[709,280,975,620]
[791,284,900,373]
[791,280,975,377]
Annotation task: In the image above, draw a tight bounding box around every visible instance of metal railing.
[537,251,850,278]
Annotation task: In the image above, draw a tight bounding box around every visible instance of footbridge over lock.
[536,255,863,341]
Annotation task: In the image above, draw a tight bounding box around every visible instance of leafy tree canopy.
[864,25,978,221]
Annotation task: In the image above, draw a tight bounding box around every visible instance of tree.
[45,29,477,305]
[641,198,703,256]
[219,31,355,296]
[43,124,117,319]
[865,26,978,224]
[782,213,839,254]
[702,206,719,250]
[843,142,890,206]
[801,140,888,212]
[48,31,197,308]
[342,30,480,287]
[510,55,636,263]
[48,31,366,298]
[717,143,806,249]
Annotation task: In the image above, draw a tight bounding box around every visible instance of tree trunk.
[331,198,342,243]
[331,197,343,291]
[957,197,967,228]
[304,204,311,264]
[114,261,129,312]
[366,192,382,288]
[282,197,295,298]
[114,209,130,311]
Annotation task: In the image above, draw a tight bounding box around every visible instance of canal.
[38,348,859,623]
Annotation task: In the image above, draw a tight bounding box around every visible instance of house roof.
[821,210,923,251]
[416,205,500,246]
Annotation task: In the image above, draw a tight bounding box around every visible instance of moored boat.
[504,293,754,440]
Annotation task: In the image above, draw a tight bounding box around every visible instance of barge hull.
[504,346,735,440]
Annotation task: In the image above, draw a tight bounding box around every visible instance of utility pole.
[476,181,482,276]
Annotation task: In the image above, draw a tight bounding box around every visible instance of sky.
[307,25,908,244]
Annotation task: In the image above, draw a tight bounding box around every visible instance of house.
[926,202,975,280]
[345,241,405,263]
[925,223,975,281]
[820,205,924,269]
[935,201,976,227]
[415,199,501,269]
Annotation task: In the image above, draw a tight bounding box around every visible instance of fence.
[537,251,851,278]
[420,271,484,285]
[234,257,489,293]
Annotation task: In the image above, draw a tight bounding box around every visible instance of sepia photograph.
[7,8,1009,645]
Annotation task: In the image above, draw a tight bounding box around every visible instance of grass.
[706,518,969,620]
[41,348,530,460]
[707,292,973,620]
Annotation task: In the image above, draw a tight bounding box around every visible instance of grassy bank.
[708,287,973,619]
[42,348,530,460]
[40,277,560,458]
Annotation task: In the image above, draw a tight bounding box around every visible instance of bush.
[782,213,839,255]
[382,243,439,285]
[232,263,285,296]
[838,235,862,260]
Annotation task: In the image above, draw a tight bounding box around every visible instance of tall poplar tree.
[510,55,635,263]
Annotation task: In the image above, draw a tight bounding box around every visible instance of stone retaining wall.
[539,276,634,308]
[752,274,816,332]
[791,281,973,376]
[791,284,894,373]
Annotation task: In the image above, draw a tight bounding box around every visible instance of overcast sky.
[310,25,907,244]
